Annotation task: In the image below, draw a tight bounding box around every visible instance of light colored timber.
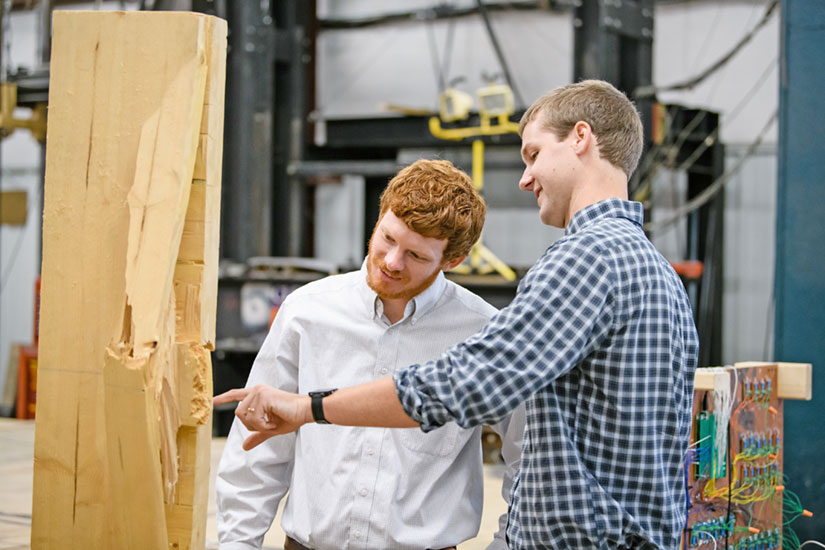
[776,362,812,400]
[734,361,812,400]
[693,368,731,392]
[168,19,226,549]
[33,11,225,550]
[189,10,226,351]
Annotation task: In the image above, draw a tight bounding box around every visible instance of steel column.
[775,0,825,539]
[573,0,654,133]
[222,1,274,261]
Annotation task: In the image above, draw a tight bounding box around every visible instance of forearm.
[323,377,419,428]
[214,377,419,450]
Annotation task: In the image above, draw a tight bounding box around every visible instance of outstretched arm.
[213,377,418,450]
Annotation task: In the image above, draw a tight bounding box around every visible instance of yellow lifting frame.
[0,83,47,142]
[430,114,518,281]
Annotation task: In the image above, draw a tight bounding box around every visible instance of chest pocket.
[395,422,462,457]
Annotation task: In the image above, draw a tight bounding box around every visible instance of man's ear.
[572,120,593,155]
[441,255,466,271]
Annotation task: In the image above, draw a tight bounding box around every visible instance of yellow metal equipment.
[0,82,47,142]
[430,84,519,281]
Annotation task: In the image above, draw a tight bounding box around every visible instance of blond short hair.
[519,80,644,178]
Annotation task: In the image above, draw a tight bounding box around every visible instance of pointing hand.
[213,385,312,450]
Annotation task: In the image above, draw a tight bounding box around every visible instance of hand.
[213,385,312,450]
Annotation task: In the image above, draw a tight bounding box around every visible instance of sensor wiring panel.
[685,364,785,550]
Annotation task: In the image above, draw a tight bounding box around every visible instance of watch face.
[309,389,337,397]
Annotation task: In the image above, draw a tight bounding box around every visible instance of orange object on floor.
[15,345,38,419]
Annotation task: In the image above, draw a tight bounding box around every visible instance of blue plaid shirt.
[395,199,698,550]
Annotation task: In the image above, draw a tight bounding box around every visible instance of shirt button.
[380,368,388,375]
[367,448,375,456]
[354,530,361,538]
[360,488,368,496]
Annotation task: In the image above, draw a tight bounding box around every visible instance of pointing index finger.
[213,388,250,407]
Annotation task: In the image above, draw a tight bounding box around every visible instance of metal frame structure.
[662,106,725,367]
[775,0,825,539]
[573,0,655,150]
[214,1,727,390]
[2,1,734,425]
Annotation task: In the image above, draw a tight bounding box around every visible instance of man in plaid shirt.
[217,80,699,550]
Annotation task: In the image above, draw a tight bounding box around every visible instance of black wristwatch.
[308,389,337,424]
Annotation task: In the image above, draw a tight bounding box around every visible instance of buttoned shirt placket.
[348,297,417,548]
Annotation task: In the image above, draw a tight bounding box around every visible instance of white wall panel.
[317,7,572,118]
[721,146,777,364]
[314,174,366,269]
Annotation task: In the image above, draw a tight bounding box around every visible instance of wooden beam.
[776,362,812,401]
[33,11,225,550]
[166,19,226,549]
[693,367,731,392]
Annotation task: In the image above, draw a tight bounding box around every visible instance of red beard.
[366,251,441,302]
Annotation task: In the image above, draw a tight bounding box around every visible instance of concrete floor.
[0,418,507,550]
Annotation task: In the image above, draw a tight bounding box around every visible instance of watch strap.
[309,389,337,424]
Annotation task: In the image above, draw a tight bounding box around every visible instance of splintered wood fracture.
[32,11,226,550]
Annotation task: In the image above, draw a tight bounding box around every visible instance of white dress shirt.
[216,266,524,550]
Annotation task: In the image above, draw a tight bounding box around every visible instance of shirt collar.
[564,198,644,236]
[358,259,447,325]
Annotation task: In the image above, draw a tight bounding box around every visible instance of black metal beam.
[573,0,653,84]
[222,1,275,261]
[662,105,725,366]
[320,114,523,150]
[573,0,654,167]
[271,1,317,257]
[6,69,49,106]
[317,1,567,30]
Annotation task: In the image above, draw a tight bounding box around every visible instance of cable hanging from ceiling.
[643,108,778,234]
[635,0,779,99]
[632,53,779,205]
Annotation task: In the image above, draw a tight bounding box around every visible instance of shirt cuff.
[393,363,448,432]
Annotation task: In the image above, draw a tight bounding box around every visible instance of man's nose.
[384,246,404,271]
[519,168,533,190]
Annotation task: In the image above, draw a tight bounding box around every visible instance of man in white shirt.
[216,159,524,550]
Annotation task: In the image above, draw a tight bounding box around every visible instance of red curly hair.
[379,159,486,262]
